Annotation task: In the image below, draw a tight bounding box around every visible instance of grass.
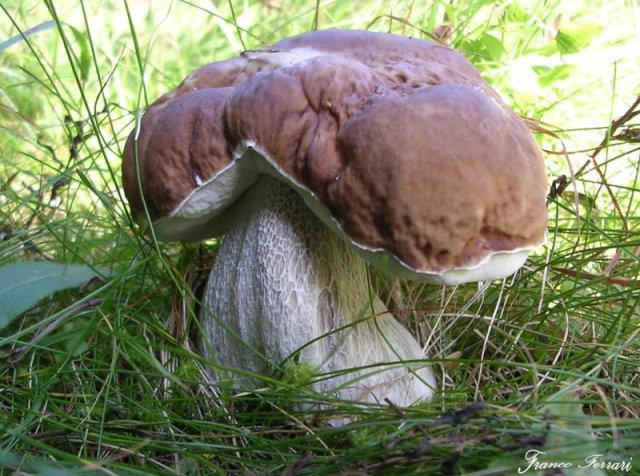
[1,0,639,474]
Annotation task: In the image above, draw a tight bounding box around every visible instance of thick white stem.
[201,176,434,405]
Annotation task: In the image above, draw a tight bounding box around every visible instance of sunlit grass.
[1,0,639,474]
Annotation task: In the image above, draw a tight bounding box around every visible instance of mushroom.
[122,30,547,406]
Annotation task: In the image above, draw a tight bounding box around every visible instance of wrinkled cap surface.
[122,29,548,282]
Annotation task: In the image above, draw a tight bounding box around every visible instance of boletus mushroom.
[122,30,547,406]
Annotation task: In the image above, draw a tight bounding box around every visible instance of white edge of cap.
[150,142,541,285]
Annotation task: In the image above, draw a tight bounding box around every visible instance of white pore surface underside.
[156,145,533,286]
[201,176,436,406]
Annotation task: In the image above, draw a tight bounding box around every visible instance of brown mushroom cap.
[122,29,547,283]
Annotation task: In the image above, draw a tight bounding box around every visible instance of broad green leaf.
[460,34,506,61]
[556,22,603,55]
[0,262,108,330]
[0,448,80,476]
[66,25,91,83]
[488,386,622,474]
[504,3,529,23]
[531,387,607,475]
[534,64,573,87]
[556,30,581,55]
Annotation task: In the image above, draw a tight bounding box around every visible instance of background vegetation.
[1,0,639,474]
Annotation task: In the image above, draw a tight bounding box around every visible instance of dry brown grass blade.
[522,117,582,240]
[551,266,640,288]
[365,14,446,44]
[525,98,640,277]
[576,95,640,177]
[573,95,640,233]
